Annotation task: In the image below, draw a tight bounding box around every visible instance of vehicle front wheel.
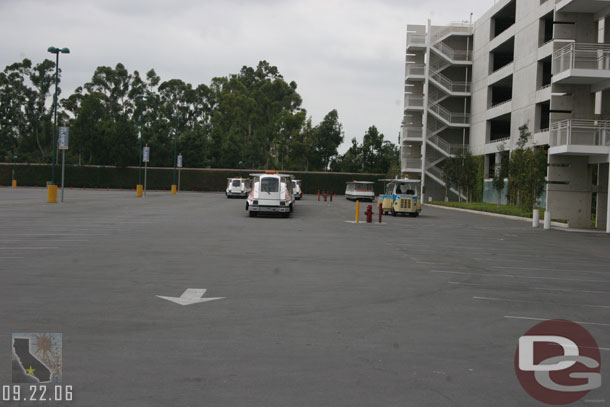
[391,208,397,217]
[249,211,258,217]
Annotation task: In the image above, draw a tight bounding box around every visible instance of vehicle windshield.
[356,183,373,191]
[399,183,417,195]
[232,180,241,187]
[261,177,279,193]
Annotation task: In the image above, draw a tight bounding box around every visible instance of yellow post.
[171,184,177,195]
[12,180,17,188]
[47,184,57,203]
[355,200,360,223]
[136,184,143,197]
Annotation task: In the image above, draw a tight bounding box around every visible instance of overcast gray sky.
[0,0,494,152]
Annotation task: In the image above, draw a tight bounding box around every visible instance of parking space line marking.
[431,270,610,283]
[416,261,449,265]
[504,316,610,327]
[10,233,108,236]
[491,266,610,276]
[0,256,24,259]
[474,296,610,309]
[0,247,59,250]
[448,281,610,294]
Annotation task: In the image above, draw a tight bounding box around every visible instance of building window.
[536,101,551,132]
[489,75,513,107]
[537,56,552,89]
[539,12,554,46]
[490,0,516,39]
[489,38,515,73]
[488,113,511,143]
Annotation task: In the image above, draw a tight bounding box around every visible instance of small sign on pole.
[59,127,69,202]
[58,127,69,150]
[143,146,150,196]
[177,154,182,192]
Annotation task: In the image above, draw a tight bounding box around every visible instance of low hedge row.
[0,163,385,195]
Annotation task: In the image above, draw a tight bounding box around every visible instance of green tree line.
[1,58,398,172]
[442,124,547,209]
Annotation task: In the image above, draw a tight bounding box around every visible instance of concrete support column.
[547,155,593,229]
[606,163,610,233]
[596,163,608,230]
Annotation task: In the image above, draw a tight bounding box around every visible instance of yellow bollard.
[47,184,57,203]
[355,200,360,223]
[171,184,177,195]
[12,180,17,188]
[136,184,143,197]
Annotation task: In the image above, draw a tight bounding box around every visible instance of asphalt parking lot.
[1,188,608,406]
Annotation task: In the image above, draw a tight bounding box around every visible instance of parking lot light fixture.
[171,114,183,194]
[135,94,150,197]
[47,46,70,188]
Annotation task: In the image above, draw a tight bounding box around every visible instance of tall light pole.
[47,46,69,203]
[135,94,149,197]
[12,155,17,188]
[171,114,183,195]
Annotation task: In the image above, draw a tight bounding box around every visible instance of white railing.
[430,59,451,73]
[433,42,472,62]
[426,165,445,179]
[553,43,610,75]
[405,96,424,108]
[407,34,427,48]
[428,118,448,137]
[428,134,452,155]
[550,119,610,147]
[430,23,473,44]
[406,64,426,77]
[487,136,510,144]
[427,134,465,156]
[428,88,448,104]
[490,99,512,109]
[430,70,471,93]
[429,102,470,125]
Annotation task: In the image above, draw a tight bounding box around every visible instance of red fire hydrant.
[317,190,320,201]
[365,204,373,223]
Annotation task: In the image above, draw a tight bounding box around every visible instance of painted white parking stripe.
[448,281,610,295]
[431,270,610,284]
[491,266,610,276]
[504,316,610,327]
[473,296,610,309]
[0,247,59,250]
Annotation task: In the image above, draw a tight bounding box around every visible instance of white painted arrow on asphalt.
[157,288,225,306]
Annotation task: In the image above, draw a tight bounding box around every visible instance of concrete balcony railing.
[553,43,610,87]
[550,119,610,148]
[405,96,425,109]
[406,64,426,78]
[401,157,423,170]
[407,34,426,48]
[403,127,423,140]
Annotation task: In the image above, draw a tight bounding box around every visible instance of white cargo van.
[226,178,251,198]
[246,172,294,217]
[292,179,303,200]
